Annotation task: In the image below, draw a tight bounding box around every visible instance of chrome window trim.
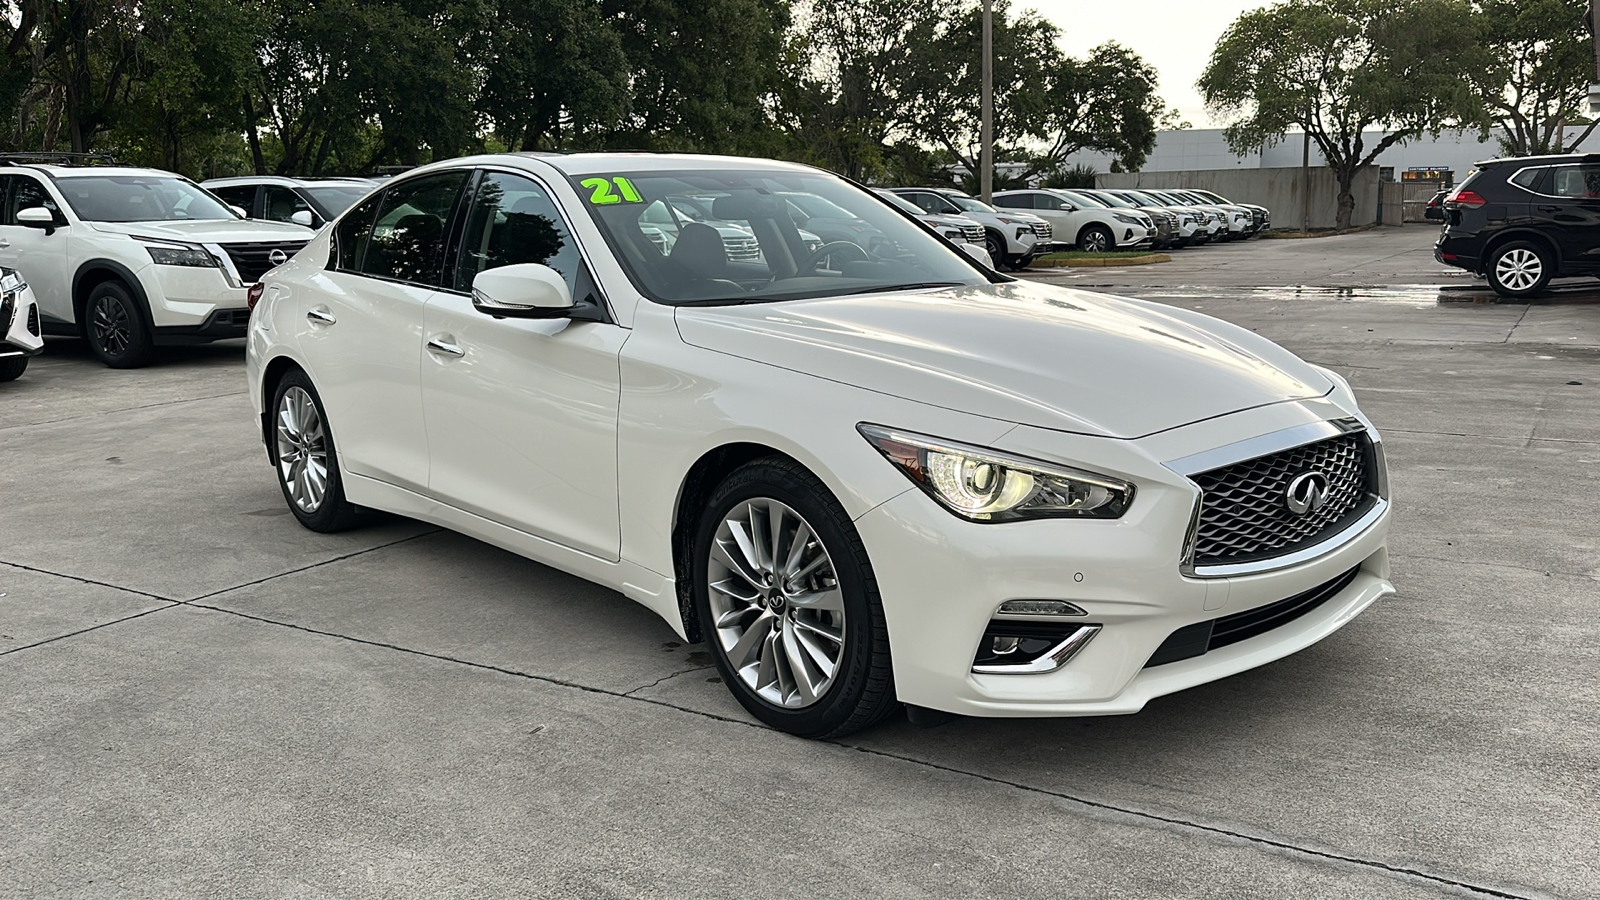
[1507,163,1600,200]
[1187,499,1387,578]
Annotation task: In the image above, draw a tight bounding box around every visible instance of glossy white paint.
[247,152,1394,720]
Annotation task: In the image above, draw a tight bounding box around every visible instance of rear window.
[1508,168,1541,190]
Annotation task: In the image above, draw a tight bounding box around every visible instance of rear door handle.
[306,307,336,325]
[426,336,464,358]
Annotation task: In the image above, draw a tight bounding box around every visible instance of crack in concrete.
[622,663,716,697]
[0,389,249,433]
[1386,427,1600,447]
[161,598,1537,900]
[0,602,183,658]
[1391,551,1600,583]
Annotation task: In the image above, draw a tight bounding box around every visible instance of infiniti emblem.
[268,249,289,266]
[1285,471,1330,515]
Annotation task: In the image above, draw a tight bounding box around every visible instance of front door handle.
[0,239,10,249]
[306,307,336,325]
[1537,205,1562,213]
[426,336,465,358]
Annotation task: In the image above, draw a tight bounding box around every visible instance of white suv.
[0,266,43,382]
[889,188,1051,270]
[992,189,1155,252]
[202,175,377,229]
[0,158,312,367]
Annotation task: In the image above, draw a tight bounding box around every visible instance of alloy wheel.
[1082,228,1110,252]
[1495,248,1542,293]
[707,498,846,709]
[275,386,329,514]
[91,296,132,357]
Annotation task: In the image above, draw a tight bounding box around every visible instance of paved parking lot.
[3,228,1598,898]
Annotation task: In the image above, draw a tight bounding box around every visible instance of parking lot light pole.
[1590,0,1600,117]
[980,0,993,204]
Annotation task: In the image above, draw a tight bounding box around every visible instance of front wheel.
[1487,241,1553,298]
[271,369,365,532]
[85,281,154,368]
[1078,224,1114,253]
[0,356,26,382]
[693,457,897,738]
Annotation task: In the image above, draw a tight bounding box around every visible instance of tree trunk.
[243,92,266,175]
[1334,166,1357,231]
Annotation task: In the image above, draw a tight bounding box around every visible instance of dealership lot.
[2,228,1597,899]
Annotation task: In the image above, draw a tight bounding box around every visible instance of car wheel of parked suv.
[1487,241,1553,299]
[0,357,26,382]
[1078,224,1114,253]
[272,369,365,533]
[692,456,898,738]
[85,281,155,368]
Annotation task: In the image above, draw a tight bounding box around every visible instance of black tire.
[1078,224,1114,253]
[983,230,1006,264]
[0,356,26,382]
[270,368,365,533]
[84,281,155,369]
[1486,240,1553,299]
[692,456,898,738]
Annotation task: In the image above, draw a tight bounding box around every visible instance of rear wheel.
[693,457,897,738]
[1486,241,1553,298]
[271,369,365,532]
[0,357,26,382]
[84,281,154,368]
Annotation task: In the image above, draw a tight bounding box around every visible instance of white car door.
[0,173,74,323]
[297,170,470,493]
[1027,191,1081,245]
[420,169,624,561]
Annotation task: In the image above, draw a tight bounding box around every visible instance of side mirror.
[958,242,994,269]
[17,206,59,235]
[291,210,315,227]
[229,205,249,219]
[471,263,574,319]
[1059,203,1075,211]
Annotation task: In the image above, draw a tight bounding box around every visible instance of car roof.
[202,175,374,187]
[1476,153,1600,167]
[17,164,180,179]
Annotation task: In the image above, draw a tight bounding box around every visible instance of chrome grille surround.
[219,241,310,283]
[1189,431,1374,569]
[1030,221,1052,240]
[961,224,985,244]
[722,236,761,262]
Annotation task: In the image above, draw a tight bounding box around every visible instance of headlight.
[1112,213,1142,225]
[137,237,218,268]
[858,425,1134,522]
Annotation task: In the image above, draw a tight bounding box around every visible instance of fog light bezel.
[971,622,1101,675]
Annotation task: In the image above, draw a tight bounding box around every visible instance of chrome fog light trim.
[972,625,1101,674]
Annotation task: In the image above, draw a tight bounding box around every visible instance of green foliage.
[1039,164,1098,189]
[1469,0,1597,155]
[1200,0,1480,228]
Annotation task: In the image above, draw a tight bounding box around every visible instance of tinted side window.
[361,171,468,286]
[453,172,581,295]
[992,195,1028,209]
[1035,194,1061,210]
[211,185,257,213]
[1548,166,1600,198]
[2,175,56,225]
[264,186,311,224]
[334,194,383,271]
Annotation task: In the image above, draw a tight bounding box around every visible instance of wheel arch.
[72,259,153,334]
[1482,229,1561,275]
[670,441,804,642]
[258,355,307,457]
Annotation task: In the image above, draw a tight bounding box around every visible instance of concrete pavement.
[2,241,1598,898]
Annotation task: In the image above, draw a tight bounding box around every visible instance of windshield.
[301,184,373,216]
[945,195,997,214]
[56,175,238,223]
[1054,189,1105,209]
[1087,191,1135,210]
[571,169,988,305]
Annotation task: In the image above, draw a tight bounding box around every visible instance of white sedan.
[246,153,1394,738]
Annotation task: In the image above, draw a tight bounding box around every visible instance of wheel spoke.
[725,611,773,668]
[790,623,837,679]
[712,537,764,590]
[780,519,813,580]
[780,619,819,705]
[787,587,843,613]
[792,615,842,645]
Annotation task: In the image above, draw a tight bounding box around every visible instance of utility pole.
[1589,0,1600,122]
[980,0,993,204]
[1301,127,1310,234]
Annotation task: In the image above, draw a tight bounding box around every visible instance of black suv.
[1435,153,1600,298]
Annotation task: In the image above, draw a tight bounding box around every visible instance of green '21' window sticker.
[581,176,643,205]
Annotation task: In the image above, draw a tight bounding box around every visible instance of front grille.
[1191,432,1374,567]
[722,236,760,262]
[1144,566,1360,668]
[1251,210,1265,228]
[220,241,309,283]
[961,224,985,243]
[1030,221,1052,240]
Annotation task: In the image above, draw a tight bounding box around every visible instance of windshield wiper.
[836,282,966,296]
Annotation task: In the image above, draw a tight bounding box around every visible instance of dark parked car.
[1435,153,1600,298]
[1424,190,1447,222]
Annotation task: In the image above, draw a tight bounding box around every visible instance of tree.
[1201,0,1480,229]
[476,0,630,151]
[1469,0,1597,156]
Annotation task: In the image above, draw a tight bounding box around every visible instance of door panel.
[0,174,73,322]
[420,295,624,559]
[1539,165,1600,270]
[296,271,434,491]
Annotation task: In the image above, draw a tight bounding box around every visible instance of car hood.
[88,219,313,243]
[674,280,1331,439]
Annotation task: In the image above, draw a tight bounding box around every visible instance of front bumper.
[1,281,45,359]
[853,399,1393,717]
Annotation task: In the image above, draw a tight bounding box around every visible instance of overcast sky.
[1025,0,1277,129]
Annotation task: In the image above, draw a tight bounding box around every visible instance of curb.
[1029,253,1171,268]
[1259,224,1382,240]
